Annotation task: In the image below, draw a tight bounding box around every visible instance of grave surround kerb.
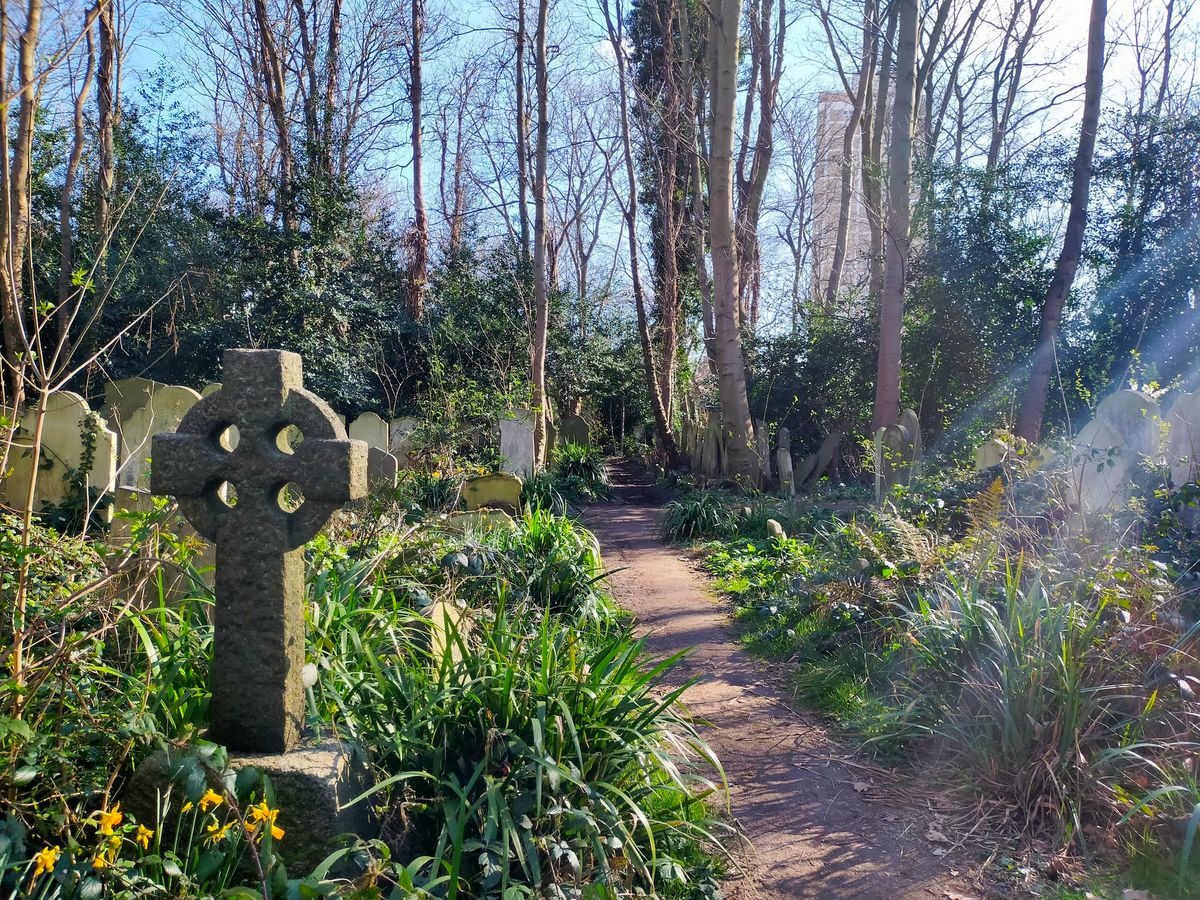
[151,349,369,753]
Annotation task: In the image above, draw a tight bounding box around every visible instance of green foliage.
[661,492,736,543]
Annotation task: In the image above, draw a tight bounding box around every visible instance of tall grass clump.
[662,493,735,543]
[305,509,729,896]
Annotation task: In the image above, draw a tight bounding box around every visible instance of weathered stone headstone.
[499,410,536,477]
[349,412,389,451]
[1071,389,1162,515]
[755,420,772,485]
[151,349,368,752]
[103,377,156,427]
[899,408,923,474]
[388,417,420,468]
[0,391,117,514]
[776,428,795,498]
[560,413,590,447]
[974,438,1010,471]
[701,413,722,477]
[1167,390,1200,489]
[462,473,523,515]
[117,384,203,489]
[766,519,786,540]
[367,448,399,490]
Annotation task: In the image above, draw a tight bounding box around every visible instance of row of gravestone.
[675,401,846,493]
[972,387,1200,522]
[0,380,600,517]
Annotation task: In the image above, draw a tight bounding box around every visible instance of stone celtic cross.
[151,350,368,752]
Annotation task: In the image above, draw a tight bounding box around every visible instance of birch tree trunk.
[1016,0,1106,441]
[708,0,757,481]
[870,0,918,432]
[530,0,550,466]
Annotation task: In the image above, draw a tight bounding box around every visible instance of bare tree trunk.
[407,0,428,320]
[862,1,896,302]
[823,0,875,306]
[530,0,550,466]
[59,10,98,340]
[871,0,918,433]
[709,0,756,481]
[94,0,116,304]
[1016,0,1106,441]
[601,0,681,467]
[515,0,531,263]
[252,0,295,233]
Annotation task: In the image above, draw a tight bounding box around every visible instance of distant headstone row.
[0,376,553,514]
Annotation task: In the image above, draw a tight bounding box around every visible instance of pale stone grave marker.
[499,409,536,477]
[1071,389,1162,515]
[776,427,795,497]
[0,391,117,513]
[117,383,203,489]
[388,417,420,468]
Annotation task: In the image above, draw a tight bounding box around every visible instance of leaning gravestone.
[560,413,590,447]
[142,349,373,866]
[0,391,117,514]
[462,473,523,515]
[349,412,389,450]
[1071,389,1162,515]
[776,427,795,498]
[499,410,536,477]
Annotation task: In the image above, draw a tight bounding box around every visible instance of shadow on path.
[583,462,983,900]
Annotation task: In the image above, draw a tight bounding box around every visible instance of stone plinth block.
[462,473,523,515]
[125,742,377,876]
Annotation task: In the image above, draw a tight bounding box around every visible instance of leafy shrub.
[661,493,736,542]
[521,472,567,515]
[550,444,610,499]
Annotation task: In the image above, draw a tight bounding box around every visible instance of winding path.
[584,465,982,900]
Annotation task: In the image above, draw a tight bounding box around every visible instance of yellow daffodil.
[32,846,60,878]
[91,854,109,870]
[107,835,122,853]
[97,803,123,835]
[204,821,233,846]
[198,789,224,811]
[181,801,194,813]
[247,801,284,842]
[136,825,153,850]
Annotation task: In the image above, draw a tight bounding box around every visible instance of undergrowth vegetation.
[0,487,726,897]
[669,456,1200,895]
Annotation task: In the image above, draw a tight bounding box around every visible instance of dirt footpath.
[584,468,988,900]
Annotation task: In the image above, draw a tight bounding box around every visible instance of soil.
[583,463,992,900]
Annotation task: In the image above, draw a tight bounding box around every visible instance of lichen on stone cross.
[151,350,368,753]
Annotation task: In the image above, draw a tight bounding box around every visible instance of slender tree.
[1016,0,1107,441]
[530,0,551,465]
[708,0,757,480]
[871,0,918,432]
[407,0,428,320]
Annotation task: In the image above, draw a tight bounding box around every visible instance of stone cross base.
[226,741,377,872]
[125,742,377,876]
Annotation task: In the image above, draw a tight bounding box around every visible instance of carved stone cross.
[151,350,368,752]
